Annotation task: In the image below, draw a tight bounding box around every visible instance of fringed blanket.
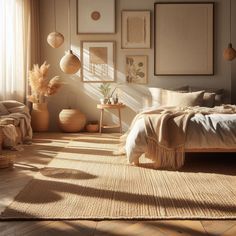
[121,105,236,170]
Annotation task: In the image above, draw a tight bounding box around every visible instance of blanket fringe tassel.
[147,137,185,170]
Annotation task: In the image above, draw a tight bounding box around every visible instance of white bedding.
[125,113,236,164]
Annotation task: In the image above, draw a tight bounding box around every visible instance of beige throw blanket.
[121,105,236,170]
[0,101,32,148]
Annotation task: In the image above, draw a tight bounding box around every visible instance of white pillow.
[148,87,162,108]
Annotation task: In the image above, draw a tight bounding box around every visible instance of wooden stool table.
[97,103,126,133]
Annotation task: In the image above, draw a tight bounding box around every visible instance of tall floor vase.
[31,103,49,132]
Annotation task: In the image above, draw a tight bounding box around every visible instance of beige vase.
[58,109,86,132]
[59,50,81,74]
[31,103,49,132]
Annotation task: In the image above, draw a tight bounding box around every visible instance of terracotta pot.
[58,109,86,132]
[86,123,99,132]
[31,103,49,132]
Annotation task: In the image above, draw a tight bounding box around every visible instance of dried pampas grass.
[28,62,63,103]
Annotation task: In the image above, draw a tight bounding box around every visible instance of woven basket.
[0,155,14,169]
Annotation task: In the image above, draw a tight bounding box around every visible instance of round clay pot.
[31,103,49,132]
[47,32,64,48]
[60,50,81,74]
[58,109,86,132]
[86,123,99,132]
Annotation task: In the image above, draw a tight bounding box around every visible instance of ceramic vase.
[58,109,86,132]
[31,103,49,132]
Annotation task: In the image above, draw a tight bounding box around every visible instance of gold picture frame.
[121,10,151,49]
[81,41,116,82]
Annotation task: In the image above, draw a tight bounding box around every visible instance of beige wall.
[39,0,235,131]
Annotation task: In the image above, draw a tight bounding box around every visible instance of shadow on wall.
[48,70,152,131]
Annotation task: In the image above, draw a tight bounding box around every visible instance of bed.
[123,103,236,170]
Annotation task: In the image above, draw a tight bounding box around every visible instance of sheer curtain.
[0,0,40,103]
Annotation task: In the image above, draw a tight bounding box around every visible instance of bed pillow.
[202,92,216,107]
[173,85,189,92]
[0,103,9,115]
[148,87,162,108]
[162,90,205,107]
[188,86,225,106]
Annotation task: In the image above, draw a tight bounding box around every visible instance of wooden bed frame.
[185,148,236,153]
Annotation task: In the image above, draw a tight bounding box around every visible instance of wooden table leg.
[99,109,104,133]
[118,108,122,133]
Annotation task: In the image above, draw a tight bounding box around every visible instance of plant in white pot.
[98,83,111,104]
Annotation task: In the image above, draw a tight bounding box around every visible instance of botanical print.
[126,56,147,84]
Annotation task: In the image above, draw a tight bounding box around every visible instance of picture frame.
[121,11,151,49]
[154,2,214,75]
[81,41,115,82]
[77,0,115,34]
[125,55,148,84]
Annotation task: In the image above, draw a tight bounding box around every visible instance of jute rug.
[1,134,236,220]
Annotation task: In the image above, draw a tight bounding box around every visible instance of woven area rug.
[1,134,236,220]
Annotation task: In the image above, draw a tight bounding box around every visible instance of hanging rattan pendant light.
[47,0,64,48]
[60,0,81,74]
[223,0,236,61]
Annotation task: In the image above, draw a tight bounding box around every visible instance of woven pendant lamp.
[47,0,64,48]
[223,0,236,61]
[60,0,81,74]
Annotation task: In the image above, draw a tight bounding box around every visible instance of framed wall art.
[126,55,148,84]
[121,11,151,49]
[154,3,214,75]
[77,0,115,34]
[81,41,115,82]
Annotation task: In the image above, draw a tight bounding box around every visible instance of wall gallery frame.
[121,11,151,49]
[126,55,148,84]
[154,2,214,75]
[81,41,115,82]
[77,0,115,34]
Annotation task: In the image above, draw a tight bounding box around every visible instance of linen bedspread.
[122,105,236,169]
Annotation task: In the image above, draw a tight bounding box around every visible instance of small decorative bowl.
[86,123,99,132]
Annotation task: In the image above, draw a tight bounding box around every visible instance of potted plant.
[98,83,111,104]
[28,62,64,131]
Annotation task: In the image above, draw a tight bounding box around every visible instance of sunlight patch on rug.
[1,134,236,219]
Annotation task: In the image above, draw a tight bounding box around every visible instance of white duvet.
[125,113,236,164]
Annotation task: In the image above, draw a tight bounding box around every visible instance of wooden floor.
[0,132,236,236]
